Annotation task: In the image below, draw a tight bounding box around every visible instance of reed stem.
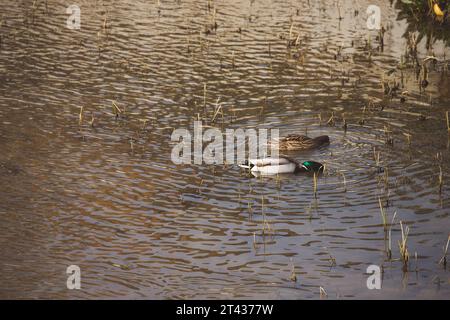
[379,197,387,228]
[446,111,449,133]
[79,106,84,125]
[398,220,410,270]
[438,235,449,267]
[313,172,318,198]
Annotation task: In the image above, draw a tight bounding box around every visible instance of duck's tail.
[312,135,330,147]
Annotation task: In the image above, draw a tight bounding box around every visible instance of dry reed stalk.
[211,98,223,122]
[313,172,318,198]
[438,235,449,267]
[403,133,411,146]
[379,197,387,228]
[112,101,122,118]
[203,83,207,108]
[387,211,397,259]
[90,112,95,127]
[446,111,450,133]
[398,221,410,269]
[78,106,84,125]
[326,112,335,126]
[289,259,297,282]
[319,286,327,298]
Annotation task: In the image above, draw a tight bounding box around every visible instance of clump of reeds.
[379,195,396,258]
[398,221,410,271]
[287,22,295,48]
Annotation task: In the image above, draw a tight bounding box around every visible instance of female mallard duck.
[239,156,323,176]
[271,134,330,151]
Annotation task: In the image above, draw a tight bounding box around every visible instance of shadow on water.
[395,0,450,47]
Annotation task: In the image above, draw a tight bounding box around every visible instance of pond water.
[0,0,449,299]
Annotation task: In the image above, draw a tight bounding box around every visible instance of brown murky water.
[0,0,449,299]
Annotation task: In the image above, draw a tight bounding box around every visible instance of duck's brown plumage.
[272,134,330,151]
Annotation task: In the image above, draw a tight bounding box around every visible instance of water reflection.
[396,0,450,47]
[0,0,449,299]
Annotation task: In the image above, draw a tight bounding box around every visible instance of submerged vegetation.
[60,0,450,296]
[0,0,449,299]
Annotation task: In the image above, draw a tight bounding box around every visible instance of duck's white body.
[239,157,298,175]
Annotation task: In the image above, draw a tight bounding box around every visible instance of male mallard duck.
[239,156,324,176]
[271,134,330,151]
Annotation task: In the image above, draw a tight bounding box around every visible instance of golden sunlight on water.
[0,0,449,299]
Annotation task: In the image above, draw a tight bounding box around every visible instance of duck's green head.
[301,161,324,173]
